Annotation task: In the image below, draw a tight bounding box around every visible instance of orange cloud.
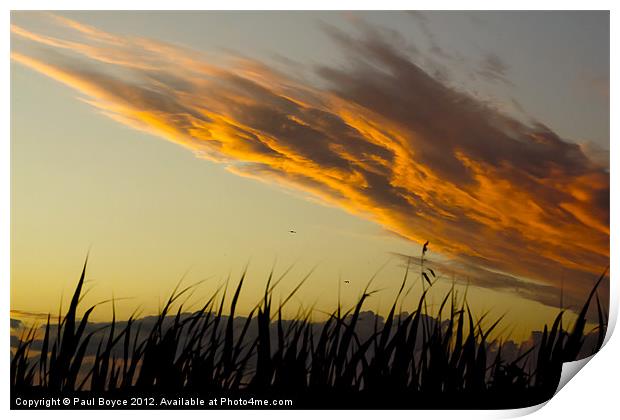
[11,16,609,307]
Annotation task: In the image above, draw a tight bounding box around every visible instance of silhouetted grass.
[10,259,608,409]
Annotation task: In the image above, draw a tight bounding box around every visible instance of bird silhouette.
[289,230,297,234]
[344,280,350,284]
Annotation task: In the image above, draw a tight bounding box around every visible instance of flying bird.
[289,230,297,234]
[344,280,350,284]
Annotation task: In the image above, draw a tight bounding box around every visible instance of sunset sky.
[11,11,609,340]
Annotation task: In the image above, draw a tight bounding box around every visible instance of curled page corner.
[497,402,548,418]
[555,355,595,396]
[503,358,596,419]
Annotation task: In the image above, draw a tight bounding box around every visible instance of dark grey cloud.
[477,52,511,85]
[392,252,608,315]
[314,25,608,302]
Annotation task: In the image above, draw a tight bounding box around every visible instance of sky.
[10,11,609,340]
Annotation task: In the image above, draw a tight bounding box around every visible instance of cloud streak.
[11,16,609,306]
